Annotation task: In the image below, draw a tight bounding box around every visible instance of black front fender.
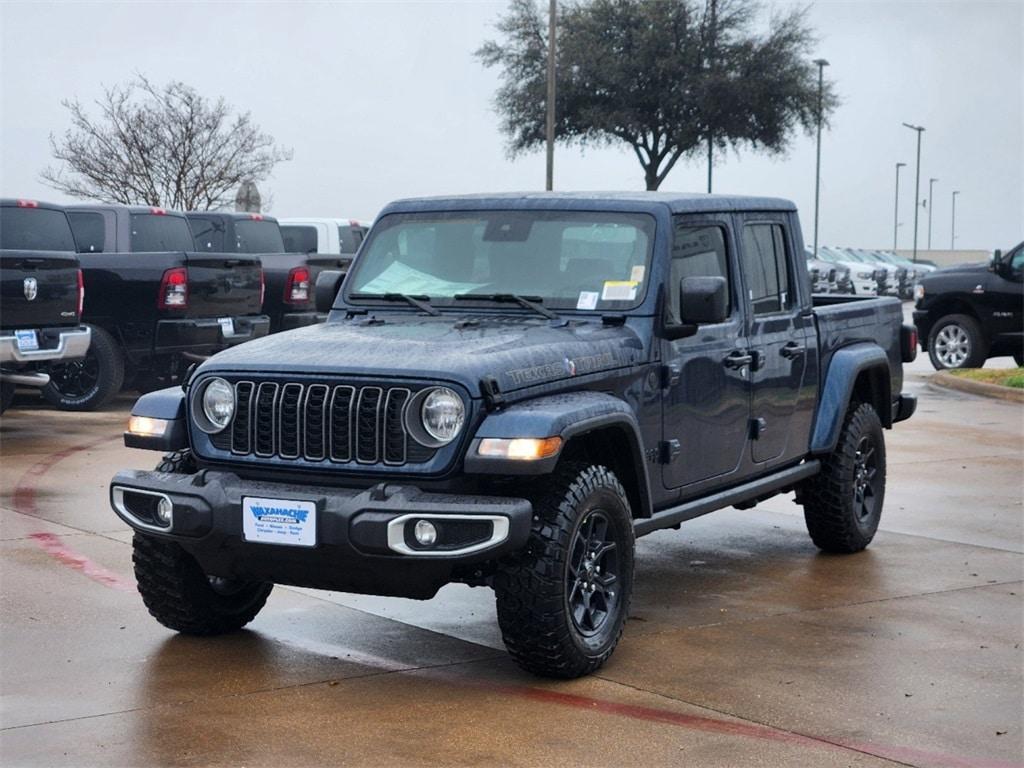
[464,391,653,517]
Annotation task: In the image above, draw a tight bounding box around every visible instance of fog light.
[413,519,437,546]
[155,497,173,526]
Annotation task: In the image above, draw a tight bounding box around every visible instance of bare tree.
[41,76,292,210]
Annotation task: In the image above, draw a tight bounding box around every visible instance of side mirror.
[680,276,728,325]
[315,270,345,314]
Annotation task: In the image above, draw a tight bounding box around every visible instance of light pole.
[893,162,906,250]
[927,177,938,250]
[812,58,829,259]
[545,0,556,191]
[902,123,925,262]
[951,190,960,250]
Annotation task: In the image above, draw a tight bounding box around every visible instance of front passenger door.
[661,218,751,490]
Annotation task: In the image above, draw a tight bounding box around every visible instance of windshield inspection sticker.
[630,265,646,282]
[601,280,638,302]
[576,291,599,310]
[243,496,316,547]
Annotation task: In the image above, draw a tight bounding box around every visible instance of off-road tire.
[494,462,635,678]
[802,402,886,553]
[0,382,15,415]
[927,314,987,370]
[133,449,272,635]
[42,324,124,411]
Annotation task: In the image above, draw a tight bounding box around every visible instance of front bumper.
[109,469,532,599]
[154,315,270,354]
[0,325,91,365]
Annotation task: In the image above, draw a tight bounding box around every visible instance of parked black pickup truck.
[914,242,1024,369]
[54,204,269,410]
[0,199,91,413]
[186,213,331,333]
[112,193,917,678]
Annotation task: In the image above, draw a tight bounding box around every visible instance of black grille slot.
[356,387,382,463]
[202,378,440,468]
[232,382,254,454]
[383,388,410,464]
[254,383,279,457]
[303,385,329,460]
[329,385,355,462]
[278,383,303,459]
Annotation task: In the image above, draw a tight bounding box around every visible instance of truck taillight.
[16,199,39,208]
[77,269,85,318]
[158,267,188,309]
[284,266,310,304]
[259,268,266,307]
[150,207,166,215]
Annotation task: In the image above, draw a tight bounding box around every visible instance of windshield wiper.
[349,292,440,316]
[453,293,559,321]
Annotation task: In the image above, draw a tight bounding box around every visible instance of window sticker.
[601,280,638,301]
[576,291,599,310]
[630,265,646,282]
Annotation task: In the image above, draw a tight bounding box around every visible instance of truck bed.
[813,293,905,396]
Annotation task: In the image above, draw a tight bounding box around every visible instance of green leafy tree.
[477,0,837,190]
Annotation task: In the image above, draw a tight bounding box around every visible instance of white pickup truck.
[279,218,370,271]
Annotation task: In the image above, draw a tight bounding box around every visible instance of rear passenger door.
[739,215,814,465]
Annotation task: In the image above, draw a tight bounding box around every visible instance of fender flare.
[124,386,188,451]
[464,391,653,517]
[810,343,891,455]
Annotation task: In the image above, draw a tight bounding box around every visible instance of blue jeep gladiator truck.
[111,193,917,678]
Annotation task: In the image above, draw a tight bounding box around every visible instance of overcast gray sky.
[1,1,1021,250]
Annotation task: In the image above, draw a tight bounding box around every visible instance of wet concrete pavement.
[1,354,1021,767]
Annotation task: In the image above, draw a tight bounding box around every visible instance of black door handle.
[723,351,753,369]
[781,342,806,359]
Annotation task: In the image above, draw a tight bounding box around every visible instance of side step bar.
[634,461,820,537]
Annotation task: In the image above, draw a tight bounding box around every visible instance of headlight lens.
[914,284,925,301]
[201,378,235,432]
[421,387,464,444]
[857,271,873,279]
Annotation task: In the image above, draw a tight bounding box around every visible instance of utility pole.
[812,58,829,259]
[545,0,556,191]
[927,177,938,249]
[706,0,718,193]
[902,123,925,262]
[951,190,960,250]
[893,162,906,250]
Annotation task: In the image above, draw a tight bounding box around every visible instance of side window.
[741,223,792,315]
[1008,244,1024,273]
[67,212,105,253]
[670,223,730,322]
[281,225,318,253]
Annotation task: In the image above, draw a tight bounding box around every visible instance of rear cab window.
[338,224,366,254]
[234,220,285,254]
[130,214,194,252]
[67,212,105,253]
[281,225,318,254]
[0,207,77,252]
[188,216,224,252]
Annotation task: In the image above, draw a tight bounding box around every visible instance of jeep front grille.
[210,380,428,466]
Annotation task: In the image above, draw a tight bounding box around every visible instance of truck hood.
[199,313,648,396]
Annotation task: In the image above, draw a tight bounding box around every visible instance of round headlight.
[420,387,464,444]
[201,377,235,432]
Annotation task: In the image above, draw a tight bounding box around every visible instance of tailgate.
[182,252,263,317]
[0,250,80,330]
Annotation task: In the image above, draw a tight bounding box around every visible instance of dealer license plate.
[219,317,235,336]
[15,329,39,352]
[242,496,316,547]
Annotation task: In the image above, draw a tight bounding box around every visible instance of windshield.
[0,207,76,251]
[345,211,655,310]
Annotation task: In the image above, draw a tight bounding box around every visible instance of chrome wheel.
[934,324,971,368]
[568,510,620,637]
